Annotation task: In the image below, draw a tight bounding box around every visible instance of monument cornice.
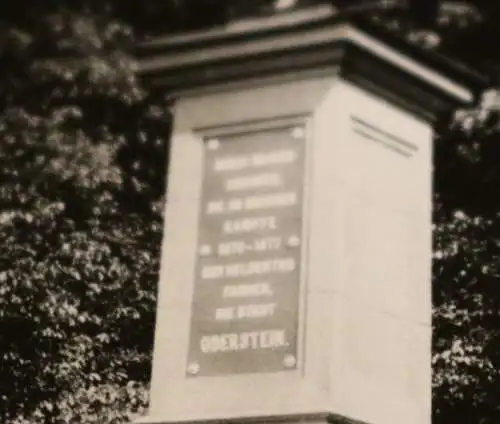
[136,4,489,121]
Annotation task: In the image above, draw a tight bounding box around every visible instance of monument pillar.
[136,4,485,424]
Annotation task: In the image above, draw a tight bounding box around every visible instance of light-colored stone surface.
[143,76,432,424]
[174,78,334,133]
[311,81,432,424]
[148,77,336,422]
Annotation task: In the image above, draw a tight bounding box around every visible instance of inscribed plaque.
[186,124,306,377]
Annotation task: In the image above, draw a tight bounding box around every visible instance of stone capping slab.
[139,3,336,50]
[136,4,488,104]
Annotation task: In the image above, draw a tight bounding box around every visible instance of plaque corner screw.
[284,355,297,368]
[291,127,305,139]
[187,362,200,375]
[206,138,220,150]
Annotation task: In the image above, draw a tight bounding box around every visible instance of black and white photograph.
[0,1,496,424]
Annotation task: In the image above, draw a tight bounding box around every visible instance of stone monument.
[136,4,486,424]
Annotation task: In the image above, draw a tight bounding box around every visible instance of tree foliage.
[0,1,170,422]
[1,1,500,423]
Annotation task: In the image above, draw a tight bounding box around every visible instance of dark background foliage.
[0,1,499,423]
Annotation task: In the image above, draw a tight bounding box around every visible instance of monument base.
[136,412,368,424]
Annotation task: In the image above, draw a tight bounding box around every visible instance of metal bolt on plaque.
[206,138,220,150]
[199,245,212,256]
[187,362,200,375]
[287,235,300,247]
[283,355,297,368]
[291,127,305,139]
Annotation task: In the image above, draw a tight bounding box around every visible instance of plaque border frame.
[185,114,314,378]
